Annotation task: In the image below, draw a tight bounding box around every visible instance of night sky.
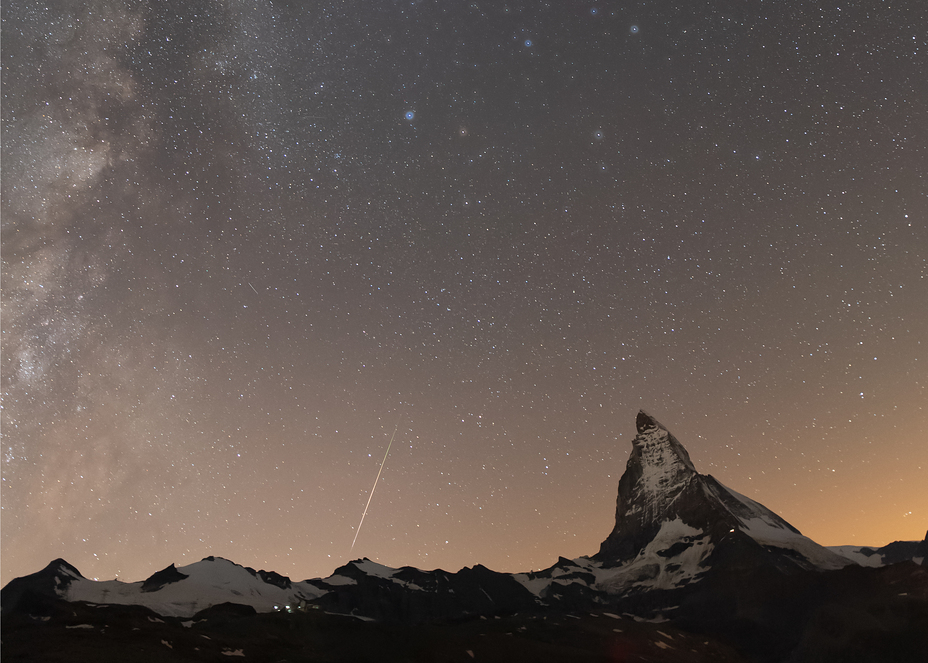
[2,1,926,586]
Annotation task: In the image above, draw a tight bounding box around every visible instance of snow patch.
[345,559,428,591]
[511,561,595,598]
[827,546,884,567]
[323,574,357,586]
[599,519,712,594]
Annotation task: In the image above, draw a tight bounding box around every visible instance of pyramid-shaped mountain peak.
[635,409,668,433]
[631,409,698,485]
[596,411,849,572]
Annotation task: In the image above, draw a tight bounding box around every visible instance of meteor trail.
[248,282,259,295]
[350,418,400,555]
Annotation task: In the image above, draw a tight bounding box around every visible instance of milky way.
[2,1,926,585]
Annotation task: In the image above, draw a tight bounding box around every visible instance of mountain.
[593,411,849,585]
[506,410,859,606]
[0,558,86,617]
[4,410,927,662]
[0,555,549,622]
[68,556,327,617]
[828,530,928,567]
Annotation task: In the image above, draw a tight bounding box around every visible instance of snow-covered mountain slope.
[513,519,713,600]
[0,556,327,618]
[1,555,544,622]
[62,556,326,617]
[828,533,928,568]
[596,411,850,579]
[828,546,893,567]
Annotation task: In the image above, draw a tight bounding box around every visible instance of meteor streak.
[349,418,400,555]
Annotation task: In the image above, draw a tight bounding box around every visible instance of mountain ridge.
[4,410,927,662]
[5,411,923,619]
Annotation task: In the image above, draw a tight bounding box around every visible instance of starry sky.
[2,0,926,586]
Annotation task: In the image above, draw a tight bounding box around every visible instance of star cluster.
[2,1,926,585]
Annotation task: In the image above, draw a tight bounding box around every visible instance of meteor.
[349,418,400,555]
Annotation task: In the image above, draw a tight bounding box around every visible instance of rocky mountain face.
[596,410,850,579]
[4,410,927,663]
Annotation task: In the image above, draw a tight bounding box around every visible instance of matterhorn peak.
[630,409,697,485]
[596,410,850,574]
[597,411,699,562]
[635,409,667,433]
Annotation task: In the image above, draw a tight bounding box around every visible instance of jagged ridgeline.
[4,411,927,663]
[596,410,852,576]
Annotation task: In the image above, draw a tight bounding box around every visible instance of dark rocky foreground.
[2,592,745,663]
